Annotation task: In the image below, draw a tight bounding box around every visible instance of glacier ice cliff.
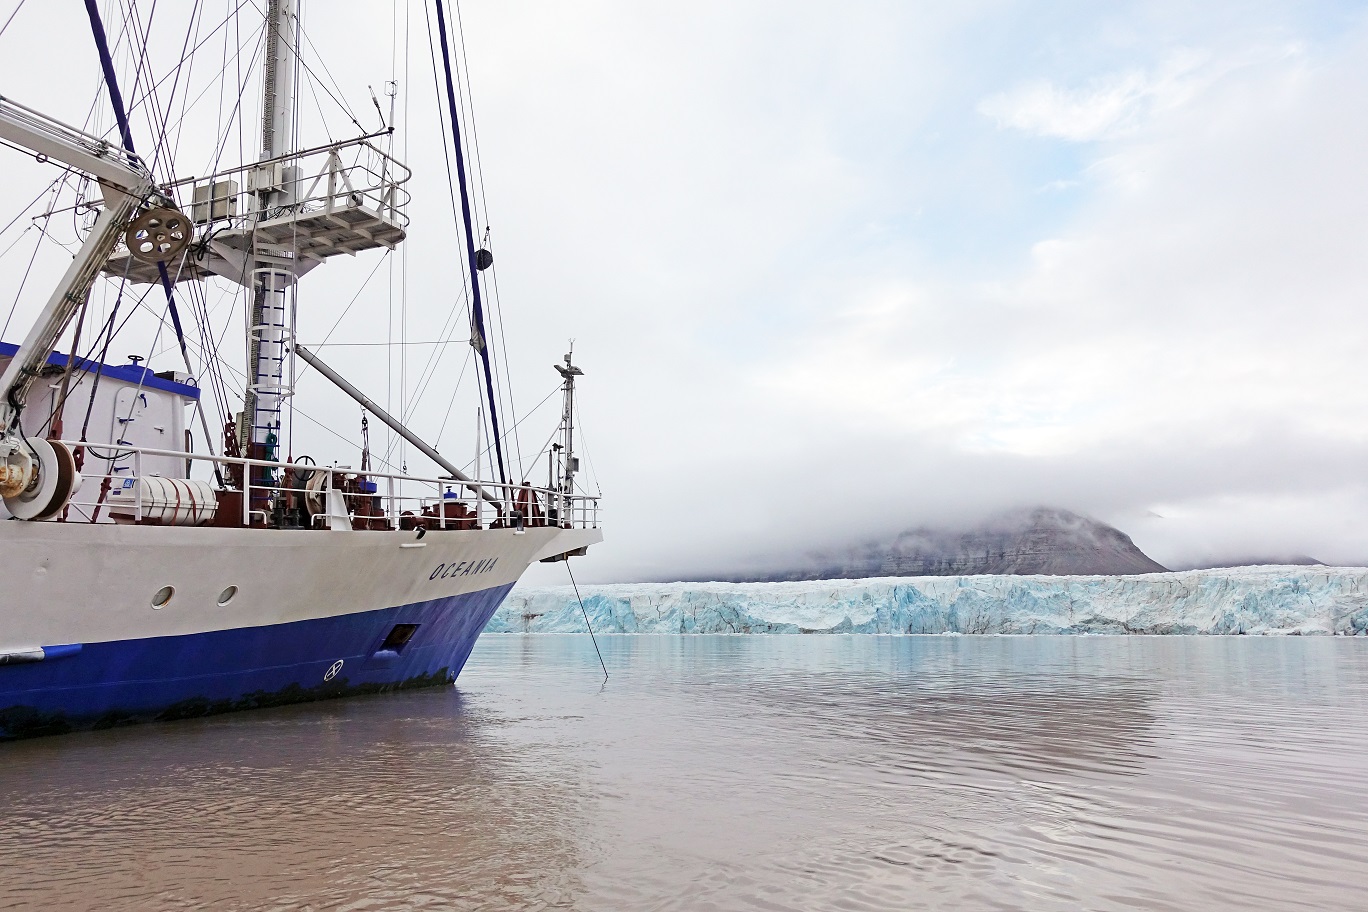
[489,567,1368,636]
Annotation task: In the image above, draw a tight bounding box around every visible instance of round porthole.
[217,586,238,607]
[151,586,175,609]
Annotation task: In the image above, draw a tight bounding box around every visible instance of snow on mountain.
[491,567,1368,636]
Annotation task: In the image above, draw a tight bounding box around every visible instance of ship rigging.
[0,0,602,740]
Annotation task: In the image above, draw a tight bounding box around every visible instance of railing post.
[242,459,251,526]
[326,151,340,213]
[134,449,142,523]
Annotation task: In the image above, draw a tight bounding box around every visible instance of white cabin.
[0,342,200,520]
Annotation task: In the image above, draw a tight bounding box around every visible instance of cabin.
[0,342,200,521]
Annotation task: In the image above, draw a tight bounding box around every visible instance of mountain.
[1183,555,1325,570]
[707,507,1168,582]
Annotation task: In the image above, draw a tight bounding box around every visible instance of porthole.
[151,585,175,609]
[217,586,238,607]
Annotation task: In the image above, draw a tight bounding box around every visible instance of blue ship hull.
[0,582,515,741]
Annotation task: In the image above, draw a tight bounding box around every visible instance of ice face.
[490,567,1368,636]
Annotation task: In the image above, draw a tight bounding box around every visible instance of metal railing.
[58,440,600,532]
[106,134,411,259]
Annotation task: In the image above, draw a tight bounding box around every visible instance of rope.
[567,563,608,682]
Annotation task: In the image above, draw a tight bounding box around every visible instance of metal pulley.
[125,206,192,263]
[0,440,33,500]
[1,438,81,521]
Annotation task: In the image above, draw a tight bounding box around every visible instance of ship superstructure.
[0,1,601,739]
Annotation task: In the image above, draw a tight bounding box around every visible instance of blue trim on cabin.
[0,582,514,740]
[0,341,201,400]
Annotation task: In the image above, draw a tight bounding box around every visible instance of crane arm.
[0,94,153,195]
[0,95,163,429]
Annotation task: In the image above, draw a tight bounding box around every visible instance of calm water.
[1,636,1366,910]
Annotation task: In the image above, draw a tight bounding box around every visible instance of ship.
[0,1,601,739]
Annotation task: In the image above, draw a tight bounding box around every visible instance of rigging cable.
[81,0,198,501]
[452,1,522,480]
[88,2,203,459]
[432,0,506,486]
[145,0,205,179]
[418,0,471,475]
[574,398,602,496]
[0,188,60,340]
[293,21,366,134]
[0,1,25,40]
[471,381,561,477]
[567,562,609,683]
[160,0,206,173]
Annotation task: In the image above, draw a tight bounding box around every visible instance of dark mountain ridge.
[705,507,1169,582]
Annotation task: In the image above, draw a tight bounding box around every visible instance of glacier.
[489,567,1368,636]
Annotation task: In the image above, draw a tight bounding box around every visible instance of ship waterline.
[0,524,602,739]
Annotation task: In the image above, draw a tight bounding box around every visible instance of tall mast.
[261,0,296,165]
[554,351,583,525]
[244,0,298,465]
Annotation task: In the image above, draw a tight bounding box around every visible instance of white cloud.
[979,71,1154,141]
[0,3,1364,582]
[976,48,1254,142]
[740,27,1368,573]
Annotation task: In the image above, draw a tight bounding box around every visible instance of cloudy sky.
[2,1,1368,582]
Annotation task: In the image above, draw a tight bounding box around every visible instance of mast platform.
[102,135,409,287]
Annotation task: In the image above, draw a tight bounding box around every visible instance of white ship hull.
[0,0,606,742]
[0,523,601,739]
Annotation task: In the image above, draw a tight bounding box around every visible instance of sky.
[2,1,1368,582]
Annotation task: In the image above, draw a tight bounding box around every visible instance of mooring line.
[567,563,608,682]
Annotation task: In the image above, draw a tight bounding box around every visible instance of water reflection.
[1,635,1366,911]
[0,689,589,910]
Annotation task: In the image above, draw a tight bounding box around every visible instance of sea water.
[1,635,1365,910]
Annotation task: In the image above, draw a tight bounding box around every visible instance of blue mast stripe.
[433,0,508,486]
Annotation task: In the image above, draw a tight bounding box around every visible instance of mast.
[554,351,583,526]
[244,0,298,468]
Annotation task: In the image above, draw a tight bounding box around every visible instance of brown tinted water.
[1,635,1365,910]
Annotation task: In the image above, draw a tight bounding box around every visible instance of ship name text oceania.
[429,558,499,581]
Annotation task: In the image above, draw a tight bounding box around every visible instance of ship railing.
[106,133,412,259]
[54,441,601,532]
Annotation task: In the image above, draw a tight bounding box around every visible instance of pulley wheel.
[125,207,192,264]
[3,438,81,521]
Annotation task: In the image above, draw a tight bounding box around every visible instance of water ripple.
[1,636,1365,910]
